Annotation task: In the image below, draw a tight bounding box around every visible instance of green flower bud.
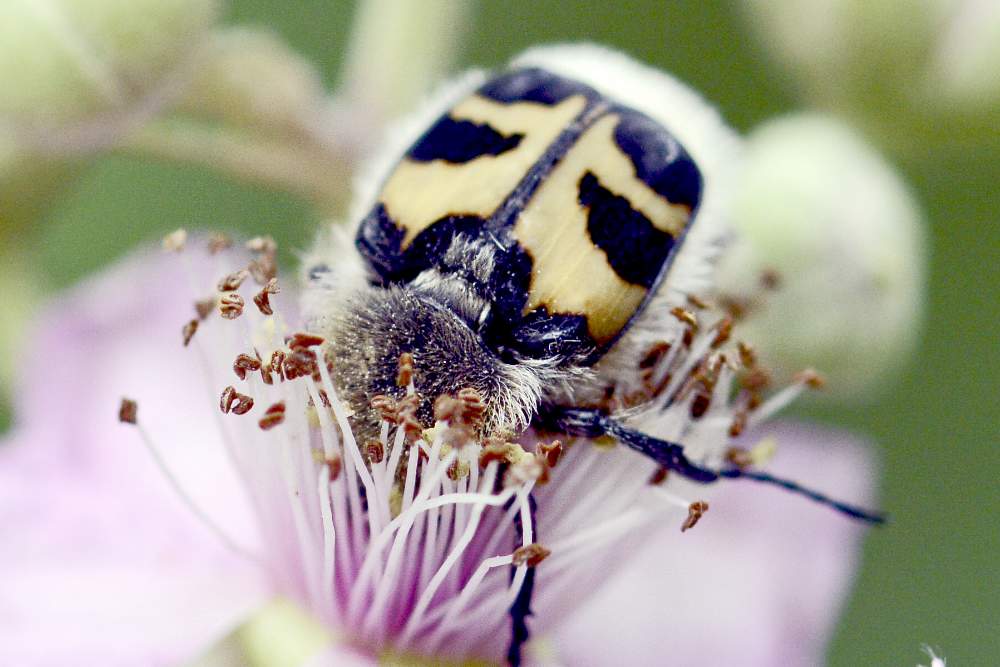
[0,0,219,125]
[716,115,926,399]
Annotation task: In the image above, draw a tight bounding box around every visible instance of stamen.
[118,398,260,562]
[219,292,245,319]
[182,319,199,347]
[162,228,187,252]
[194,297,216,321]
[206,232,233,255]
[233,353,262,380]
[511,543,551,567]
[217,269,249,292]
[253,278,280,315]
[396,351,415,387]
[258,401,286,430]
[680,501,709,532]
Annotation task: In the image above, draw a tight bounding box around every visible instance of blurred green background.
[2,1,997,664]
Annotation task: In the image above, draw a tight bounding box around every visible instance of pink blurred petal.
[301,643,379,667]
[549,422,878,666]
[0,247,271,666]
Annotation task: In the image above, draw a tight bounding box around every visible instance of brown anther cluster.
[118,398,138,424]
[217,269,249,292]
[219,292,245,319]
[681,500,709,532]
[233,353,262,380]
[538,440,563,469]
[648,467,669,485]
[433,387,486,432]
[195,297,216,321]
[512,543,551,567]
[220,386,254,415]
[670,306,699,331]
[258,401,286,430]
[795,368,826,389]
[162,228,187,252]
[246,236,278,285]
[207,232,232,255]
[366,440,385,464]
[253,278,280,316]
[311,389,331,408]
[725,447,754,469]
[741,368,772,393]
[396,352,415,387]
[711,316,733,348]
[182,319,199,347]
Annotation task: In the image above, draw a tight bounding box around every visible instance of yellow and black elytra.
[357,67,701,363]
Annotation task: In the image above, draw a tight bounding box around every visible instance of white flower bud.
[716,115,925,398]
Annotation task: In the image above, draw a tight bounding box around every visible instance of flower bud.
[716,115,925,398]
[0,0,219,126]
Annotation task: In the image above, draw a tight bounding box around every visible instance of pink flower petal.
[549,421,878,666]
[0,247,271,666]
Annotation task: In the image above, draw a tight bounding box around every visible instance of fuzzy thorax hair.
[324,275,575,440]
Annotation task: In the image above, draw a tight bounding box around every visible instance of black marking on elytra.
[613,108,702,210]
[578,171,675,289]
[480,67,597,106]
[408,117,523,164]
[355,67,702,367]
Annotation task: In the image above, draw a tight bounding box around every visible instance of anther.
[711,316,733,348]
[253,278,280,316]
[760,268,782,290]
[182,319,199,347]
[233,353,262,380]
[258,402,286,430]
[325,455,342,481]
[741,368,771,392]
[219,292,245,319]
[371,395,399,423]
[681,501,709,532]
[288,332,324,351]
[162,229,187,252]
[479,441,518,467]
[366,440,385,464]
[690,391,711,419]
[795,368,826,389]
[538,440,563,468]
[648,467,669,485]
[246,236,278,285]
[220,386,254,415]
[512,543,551,567]
[447,459,471,481]
[686,294,709,310]
[269,350,286,382]
[195,297,216,321]
[729,410,748,437]
[725,447,754,469]
[283,349,318,380]
[118,398,138,424]
[670,306,699,331]
[737,341,757,368]
[207,232,232,255]
[397,352,415,387]
[396,393,423,441]
[217,269,249,292]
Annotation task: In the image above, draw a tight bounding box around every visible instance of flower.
[0,224,880,666]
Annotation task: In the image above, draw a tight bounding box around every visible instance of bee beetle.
[302,44,883,525]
